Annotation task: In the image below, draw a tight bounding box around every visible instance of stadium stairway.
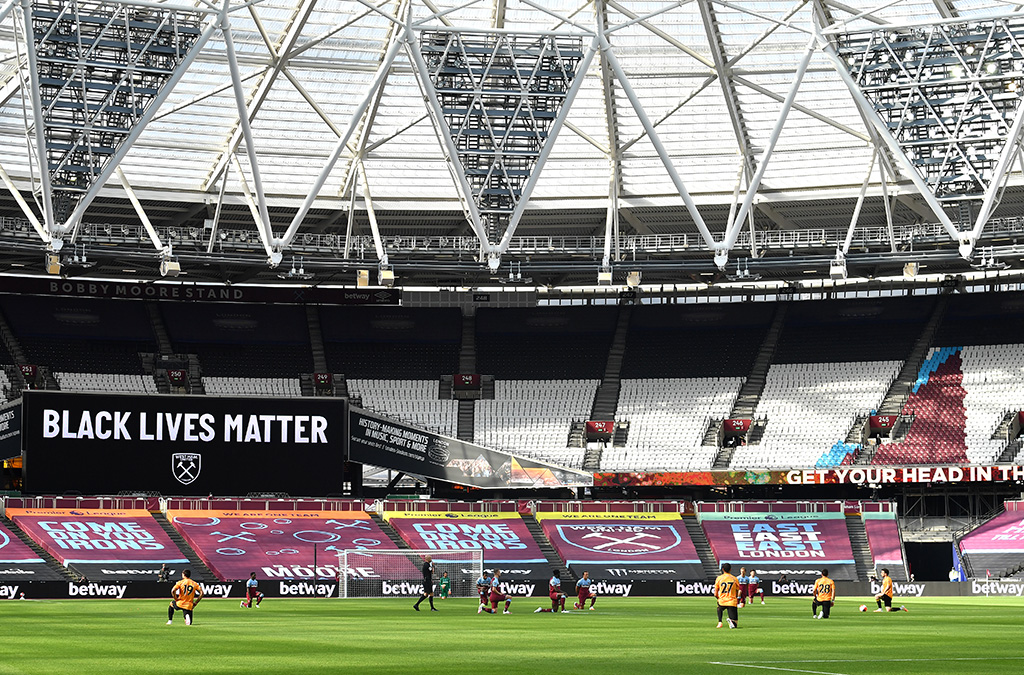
[151,512,217,581]
[0,305,28,368]
[997,438,1023,464]
[5,520,76,581]
[589,305,632,421]
[458,310,476,373]
[367,512,412,550]
[305,305,329,373]
[712,303,788,468]
[145,301,175,357]
[844,515,875,581]
[457,400,474,441]
[682,515,720,580]
[521,513,577,583]
[874,295,948,419]
[186,354,206,395]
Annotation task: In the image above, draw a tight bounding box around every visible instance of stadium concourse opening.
[0,289,1024,594]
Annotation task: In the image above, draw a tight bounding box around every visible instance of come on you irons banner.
[5,508,188,579]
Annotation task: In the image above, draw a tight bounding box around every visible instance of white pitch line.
[728,658,1024,664]
[709,663,849,675]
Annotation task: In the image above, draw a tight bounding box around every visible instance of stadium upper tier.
[2,291,1024,470]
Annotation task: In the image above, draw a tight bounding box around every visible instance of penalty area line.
[709,663,849,675]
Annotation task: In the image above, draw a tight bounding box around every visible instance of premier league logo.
[557,524,681,556]
[172,453,202,485]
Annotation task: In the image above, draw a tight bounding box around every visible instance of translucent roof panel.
[0,0,1019,242]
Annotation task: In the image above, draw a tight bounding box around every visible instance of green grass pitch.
[1,596,1022,674]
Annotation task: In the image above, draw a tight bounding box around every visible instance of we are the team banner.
[535,512,704,580]
[5,509,188,577]
[382,512,549,580]
[168,510,411,581]
[699,512,857,580]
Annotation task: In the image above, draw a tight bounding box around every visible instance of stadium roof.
[0,0,1021,288]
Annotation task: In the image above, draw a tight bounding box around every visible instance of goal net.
[337,549,484,599]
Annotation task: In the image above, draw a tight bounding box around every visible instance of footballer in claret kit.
[535,569,569,614]
[479,569,513,614]
[574,570,596,610]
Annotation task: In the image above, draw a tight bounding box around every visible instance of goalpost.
[336,549,484,599]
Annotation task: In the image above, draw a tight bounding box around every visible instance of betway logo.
[0,584,19,599]
[68,583,127,598]
[99,568,160,575]
[772,581,814,596]
[200,583,234,598]
[676,581,715,596]
[591,581,631,597]
[383,581,425,596]
[870,581,925,597]
[499,582,535,596]
[279,582,335,597]
[971,580,1024,597]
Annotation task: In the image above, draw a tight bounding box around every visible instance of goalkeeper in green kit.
[438,571,451,599]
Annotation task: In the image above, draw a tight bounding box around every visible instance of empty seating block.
[321,307,460,379]
[731,361,900,469]
[0,296,156,374]
[873,349,967,465]
[621,304,773,378]
[203,377,302,397]
[474,380,597,466]
[601,377,743,471]
[349,379,457,438]
[55,371,157,394]
[961,344,1024,464]
[476,307,617,380]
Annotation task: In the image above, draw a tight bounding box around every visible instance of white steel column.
[220,13,275,262]
[495,40,598,256]
[720,37,816,262]
[815,25,965,253]
[277,32,405,250]
[842,151,877,255]
[59,19,220,237]
[18,0,56,242]
[597,33,718,253]
[116,167,165,252]
[0,161,47,242]
[404,29,491,256]
[972,98,1024,241]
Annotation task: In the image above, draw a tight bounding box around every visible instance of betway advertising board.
[535,512,704,580]
[167,510,412,582]
[699,512,857,580]
[382,511,549,580]
[21,390,346,496]
[11,576,1024,599]
[6,508,188,580]
[349,406,592,489]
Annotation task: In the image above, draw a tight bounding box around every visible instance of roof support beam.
[220,16,275,262]
[596,31,717,252]
[698,0,756,178]
[720,38,817,264]
[813,15,964,254]
[58,17,220,240]
[596,0,622,267]
[0,161,47,243]
[115,167,166,252]
[202,0,319,192]
[278,29,405,250]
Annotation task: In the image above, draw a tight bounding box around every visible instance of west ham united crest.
[172,453,202,485]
